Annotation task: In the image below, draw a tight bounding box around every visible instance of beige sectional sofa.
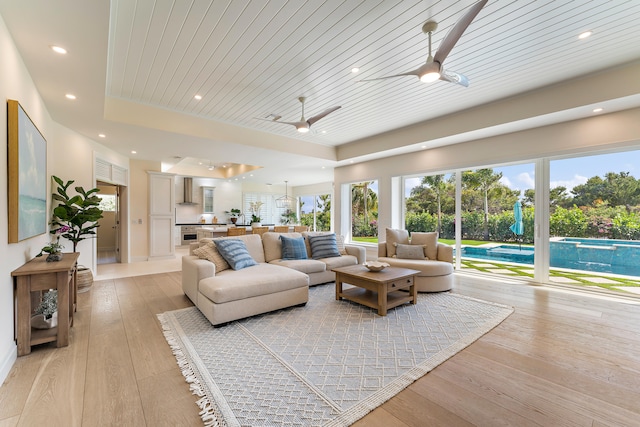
[182,232,365,326]
[377,229,454,292]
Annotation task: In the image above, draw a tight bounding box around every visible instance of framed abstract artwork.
[7,99,47,243]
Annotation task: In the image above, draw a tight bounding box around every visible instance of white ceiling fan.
[256,97,341,133]
[361,0,487,87]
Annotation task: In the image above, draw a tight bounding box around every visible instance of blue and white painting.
[17,104,47,241]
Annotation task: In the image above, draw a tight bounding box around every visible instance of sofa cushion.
[410,232,438,260]
[269,259,326,274]
[207,234,266,263]
[308,233,341,259]
[192,242,230,273]
[262,232,303,262]
[386,228,409,257]
[395,243,427,260]
[199,264,309,304]
[214,239,258,270]
[320,254,359,270]
[378,257,453,276]
[280,235,307,260]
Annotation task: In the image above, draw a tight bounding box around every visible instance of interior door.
[114,185,121,262]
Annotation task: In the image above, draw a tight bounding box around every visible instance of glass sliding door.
[549,151,640,292]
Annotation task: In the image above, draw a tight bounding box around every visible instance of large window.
[300,194,331,231]
[351,181,378,243]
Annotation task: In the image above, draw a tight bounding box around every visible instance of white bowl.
[363,261,390,272]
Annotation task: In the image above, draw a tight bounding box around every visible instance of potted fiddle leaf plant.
[49,175,104,252]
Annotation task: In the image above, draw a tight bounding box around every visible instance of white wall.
[0,13,127,384]
[334,108,640,240]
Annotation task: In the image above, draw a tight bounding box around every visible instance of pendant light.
[276,181,295,209]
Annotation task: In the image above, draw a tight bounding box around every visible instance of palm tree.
[462,169,503,240]
[422,174,446,234]
[352,182,378,234]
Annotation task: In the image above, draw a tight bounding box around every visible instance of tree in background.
[351,182,378,237]
[462,169,504,240]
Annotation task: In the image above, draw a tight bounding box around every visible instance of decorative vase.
[251,222,261,227]
[31,311,58,329]
[230,217,238,224]
[46,252,63,262]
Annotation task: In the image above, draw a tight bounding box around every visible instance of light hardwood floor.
[1,269,639,426]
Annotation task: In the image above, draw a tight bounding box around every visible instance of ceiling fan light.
[420,72,440,83]
[297,125,310,133]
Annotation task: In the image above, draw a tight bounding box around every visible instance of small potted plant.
[225,208,241,224]
[31,289,58,329]
[36,226,70,261]
[249,202,264,226]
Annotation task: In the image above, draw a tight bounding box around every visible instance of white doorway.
[97,182,121,265]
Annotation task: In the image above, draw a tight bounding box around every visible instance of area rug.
[158,285,513,426]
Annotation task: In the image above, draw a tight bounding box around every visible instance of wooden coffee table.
[333,265,420,316]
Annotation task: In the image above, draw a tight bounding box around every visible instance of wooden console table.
[11,252,79,356]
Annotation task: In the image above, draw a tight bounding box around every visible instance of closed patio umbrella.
[509,200,524,249]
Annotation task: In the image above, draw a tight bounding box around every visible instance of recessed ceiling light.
[578,31,592,39]
[194,94,202,100]
[351,67,360,73]
[98,134,106,138]
[51,45,67,54]
[593,107,604,113]
[65,94,76,100]
[321,130,327,134]
[131,150,137,154]
[350,160,354,164]
[421,145,426,149]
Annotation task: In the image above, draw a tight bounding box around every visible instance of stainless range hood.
[178,177,198,205]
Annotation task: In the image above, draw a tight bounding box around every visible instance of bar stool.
[251,226,269,237]
[227,227,246,236]
[293,225,309,232]
[273,226,290,233]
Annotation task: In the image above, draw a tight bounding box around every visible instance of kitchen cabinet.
[202,186,215,213]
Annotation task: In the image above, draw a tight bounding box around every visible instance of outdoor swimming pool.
[459,237,640,276]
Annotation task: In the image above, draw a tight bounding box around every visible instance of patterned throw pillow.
[395,243,427,260]
[280,235,308,260]
[192,242,230,273]
[335,234,348,255]
[308,233,341,260]
[213,239,258,270]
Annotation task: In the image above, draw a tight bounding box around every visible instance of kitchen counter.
[176,223,227,226]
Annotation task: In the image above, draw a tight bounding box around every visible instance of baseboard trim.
[0,343,17,386]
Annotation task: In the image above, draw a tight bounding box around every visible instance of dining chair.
[251,226,269,236]
[293,225,309,232]
[227,227,246,236]
[273,226,290,233]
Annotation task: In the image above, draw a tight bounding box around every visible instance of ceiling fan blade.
[307,105,342,126]
[358,69,422,82]
[255,117,301,127]
[440,69,470,87]
[433,0,487,65]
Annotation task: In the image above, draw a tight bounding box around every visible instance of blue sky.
[403,150,640,197]
[300,150,640,209]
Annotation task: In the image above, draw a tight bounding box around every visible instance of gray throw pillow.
[395,243,427,260]
[213,239,258,270]
[308,233,341,260]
